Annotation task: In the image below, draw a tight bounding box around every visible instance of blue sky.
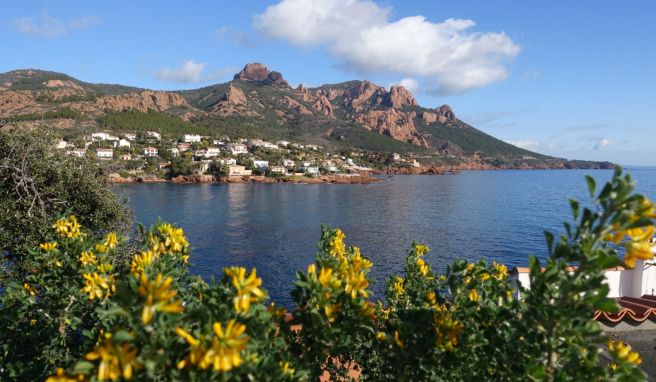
[2,1,655,165]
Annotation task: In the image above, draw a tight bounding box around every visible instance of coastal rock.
[355,109,429,147]
[233,63,287,85]
[382,85,417,108]
[94,91,188,112]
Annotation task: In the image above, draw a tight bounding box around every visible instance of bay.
[112,168,656,306]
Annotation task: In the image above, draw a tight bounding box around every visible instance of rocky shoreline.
[107,173,378,185]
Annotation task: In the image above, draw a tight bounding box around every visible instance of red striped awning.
[594,295,656,323]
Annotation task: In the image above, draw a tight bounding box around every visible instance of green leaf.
[585,175,596,198]
[113,330,133,342]
[71,361,95,374]
[594,297,620,313]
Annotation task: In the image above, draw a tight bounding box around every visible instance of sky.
[1,1,655,166]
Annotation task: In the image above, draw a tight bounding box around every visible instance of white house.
[91,132,118,142]
[227,165,252,177]
[282,159,296,167]
[217,158,237,166]
[227,144,248,155]
[95,148,114,159]
[147,131,161,140]
[194,160,211,174]
[206,147,221,157]
[114,139,131,148]
[212,139,225,146]
[184,134,202,143]
[270,166,287,175]
[56,140,67,149]
[144,147,159,158]
[169,148,179,157]
[68,149,86,157]
[252,160,269,170]
[177,143,191,152]
[124,133,137,141]
[305,166,320,175]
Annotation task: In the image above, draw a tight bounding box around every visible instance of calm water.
[112,169,656,306]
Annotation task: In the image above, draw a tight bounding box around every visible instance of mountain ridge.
[0,64,612,169]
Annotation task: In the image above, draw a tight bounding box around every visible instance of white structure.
[177,143,191,152]
[91,132,118,142]
[56,140,67,149]
[227,144,248,155]
[217,158,237,166]
[144,147,159,158]
[270,166,287,175]
[124,133,137,141]
[277,140,291,147]
[68,149,86,157]
[282,159,296,167]
[147,131,161,140]
[305,166,320,175]
[227,165,252,177]
[252,160,269,170]
[169,148,179,157]
[184,134,202,143]
[114,139,131,148]
[95,148,114,159]
[194,160,211,174]
[390,153,401,162]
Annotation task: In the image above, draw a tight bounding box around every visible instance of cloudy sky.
[2,0,655,165]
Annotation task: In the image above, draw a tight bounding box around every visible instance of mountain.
[0,64,611,168]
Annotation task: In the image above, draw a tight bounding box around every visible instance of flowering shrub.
[0,167,653,381]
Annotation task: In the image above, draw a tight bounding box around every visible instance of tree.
[0,129,133,284]
[168,156,194,177]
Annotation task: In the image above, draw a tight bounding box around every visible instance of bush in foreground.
[0,167,654,381]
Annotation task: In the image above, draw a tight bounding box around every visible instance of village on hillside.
[55,130,424,181]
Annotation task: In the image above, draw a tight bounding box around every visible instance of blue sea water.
[112,169,656,306]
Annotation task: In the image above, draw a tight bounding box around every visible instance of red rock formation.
[294,84,335,118]
[282,96,312,115]
[422,112,437,124]
[348,81,386,112]
[435,104,456,123]
[233,63,287,85]
[355,109,429,147]
[210,85,258,117]
[95,91,188,112]
[383,85,417,108]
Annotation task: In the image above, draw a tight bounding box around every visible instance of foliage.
[0,129,133,282]
[97,110,211,137]
[1,107,79,123]
[0,168,653,381]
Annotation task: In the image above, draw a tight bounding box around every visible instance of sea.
[112,168,656,306]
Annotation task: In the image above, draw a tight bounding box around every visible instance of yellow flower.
[327,229,346,258]
[224,267,265,313]
[416,258,431,278]
[392,276,405,295]
[267,302,287,320]
[30,319,37,326]
[85,335,141,380]
[95,243,107,253]
[492,261,508,280]
[479,272,490,281]
[150,223,189,256]
[130,251,156,274]
[624,240,654,269]
[318,267,342,290]
[202,320,249,372]
[82,273,115,300]
[79,251,97,267]
[466,263,475,273]
[138,273,184,324]
[40,242,58,251]
[176,327,207,369]
[425,291,437,306]
[52,216,82,239]
[45,368,83,382]
[324,304,341,323]
[414,243,430,256]
[280,361,295,376]
[96,263,113,274]
[307,263,316,275]
[360,302,376,319]
[439,275,447,282]
[607,340,642,365]
[376,331,387,341]
[464,276,472,285]
[393,330,404,348]
[23,282,37,296]
[344,269,369,299]
[434,312,464,352]
[104,232,119,250]
[468,289,480,303]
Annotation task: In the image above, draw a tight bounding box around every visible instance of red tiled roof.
[594,295,656,323]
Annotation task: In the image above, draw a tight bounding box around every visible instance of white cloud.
[155,61,206,83]
[506,139,540,150]
[593,138,616,150]
[254,0,520,95]
[155,60,235,84]
[393,78,419,94]
[12,9,98,38]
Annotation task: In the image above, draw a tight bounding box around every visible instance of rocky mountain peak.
[383,85,417,108]
[233,63,287,85]
[435,104,456,122]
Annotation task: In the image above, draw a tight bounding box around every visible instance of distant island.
[0,63,613,183]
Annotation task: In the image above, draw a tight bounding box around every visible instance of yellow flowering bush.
[0,167,653,381]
